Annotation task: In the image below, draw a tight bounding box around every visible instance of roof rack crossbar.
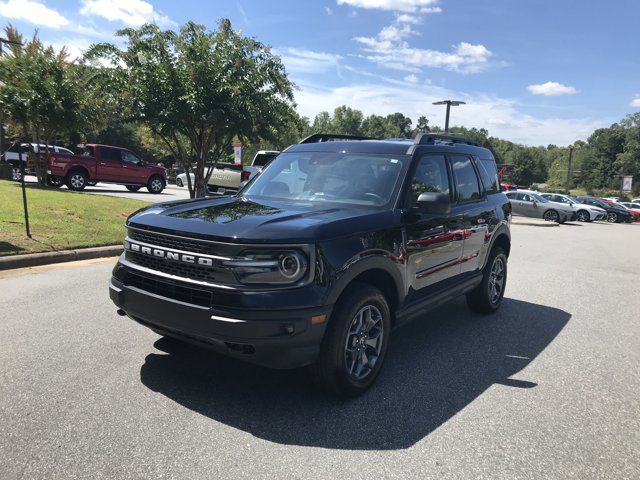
[413,133,480,147]
[299,133,376,144]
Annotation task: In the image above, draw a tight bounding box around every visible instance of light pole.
[432,100,465,133]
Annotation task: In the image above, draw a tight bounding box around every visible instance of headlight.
[222,250,308,285]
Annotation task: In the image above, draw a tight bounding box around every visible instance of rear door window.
[476,157,499,194]
[99,146,122,162]
[450,155,482,203]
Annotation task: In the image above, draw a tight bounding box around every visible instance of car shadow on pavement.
[139,297,570,450]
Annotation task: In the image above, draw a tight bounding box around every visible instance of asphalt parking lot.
[1,221,639,479]
[22,175,191,203]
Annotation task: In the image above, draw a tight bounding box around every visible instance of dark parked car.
[109,133,511,396]
[575,196,633,223]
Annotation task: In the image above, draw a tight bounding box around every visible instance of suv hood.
[127,196,397,243]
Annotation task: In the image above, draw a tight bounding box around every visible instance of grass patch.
[0,180,149,256]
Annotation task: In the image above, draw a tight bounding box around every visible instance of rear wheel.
[11,168,22,181]
[125,185,142,192]
[576,210,590,222]
[310,284,390,397]
[467,247,507,314]
[46,175,63,187]
[543,209,559,222]
[147,175,165,194]
[66,171,87,191]
[606,212,618,223]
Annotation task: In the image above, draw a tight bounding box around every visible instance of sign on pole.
[622,175,633,192]
[233,143,242,166]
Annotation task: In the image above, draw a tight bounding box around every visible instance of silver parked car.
[540,193,606,222]
[505,191,576,223]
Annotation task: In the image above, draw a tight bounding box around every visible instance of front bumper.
[109,263,332,369]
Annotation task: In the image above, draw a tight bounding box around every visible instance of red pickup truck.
[47,144,166,193]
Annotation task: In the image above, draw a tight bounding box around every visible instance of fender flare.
[324,254,404,307]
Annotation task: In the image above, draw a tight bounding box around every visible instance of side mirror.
[416,192,451,215]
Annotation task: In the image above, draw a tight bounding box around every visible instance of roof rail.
[413,133,480,147]
[298,133,376,144]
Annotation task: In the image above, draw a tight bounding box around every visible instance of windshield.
[243,151,408,207]
[567,196,581,204]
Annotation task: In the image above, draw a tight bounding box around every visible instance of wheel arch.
[326,257,403,324]
[67,165,90,179]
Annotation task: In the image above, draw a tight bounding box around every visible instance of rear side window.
[451,155,481,203]
[99,146,122,162]
[476,157,499,194]
[253,153,278,167]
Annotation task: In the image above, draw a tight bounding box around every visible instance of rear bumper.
[109,270,332,370]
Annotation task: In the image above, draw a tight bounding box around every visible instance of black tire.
[126,185,142,192]
[147,175,165,194]
[310,284,391,397]
[176,178,183,187]
[576,210,590,222]
[46,175,63,188]
[66,170,88,191]
[466,247,508,314]
[606,212,618,223]
[543,209,559,222]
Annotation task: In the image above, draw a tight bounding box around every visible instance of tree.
[331,106,363,136]
[0,25,84,185]
[87,20,296,198]
[385,112,412,138]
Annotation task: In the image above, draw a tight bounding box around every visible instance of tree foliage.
[86,20,296,197]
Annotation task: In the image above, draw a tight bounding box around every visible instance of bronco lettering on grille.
[124,240,214,267]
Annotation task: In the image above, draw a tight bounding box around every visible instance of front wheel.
[606,212,618,223]
[467,247,507,314]
[147,175,165,194]
[125,185,142,192]
[310,284,390,397]
[11,167,22,181]
[576,210,590,222]
[176,178,183,187]
[543,209,559,222]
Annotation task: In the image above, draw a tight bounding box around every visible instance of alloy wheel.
[488,257,505,305]
[543,210,559,222]
[607,212,617,223]
[150,178,163,192]
[577,211,589,222]
[344,305,384,381]
[70,174,85,189]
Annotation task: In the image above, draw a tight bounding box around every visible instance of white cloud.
[404,74,419,83]
[355,26,493,74]
[46,38,93,61]
[0,0,69,28]
[527,81,578,96]
[279,48,343,74]
[325,6,333,15]
[80,0,174,27]
[337,0,441,13]
[630,97,640,108]
[293,76,603,146]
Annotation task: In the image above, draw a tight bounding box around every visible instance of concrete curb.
[511,217,559,227]
[0,245,123,271]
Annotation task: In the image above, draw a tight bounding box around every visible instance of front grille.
[119,269,212,307]
[126,251,228,283]
[128,228,223,256]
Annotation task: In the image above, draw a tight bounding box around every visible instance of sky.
[1,0,639,146]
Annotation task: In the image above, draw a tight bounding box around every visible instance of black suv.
[110,133,511,396]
